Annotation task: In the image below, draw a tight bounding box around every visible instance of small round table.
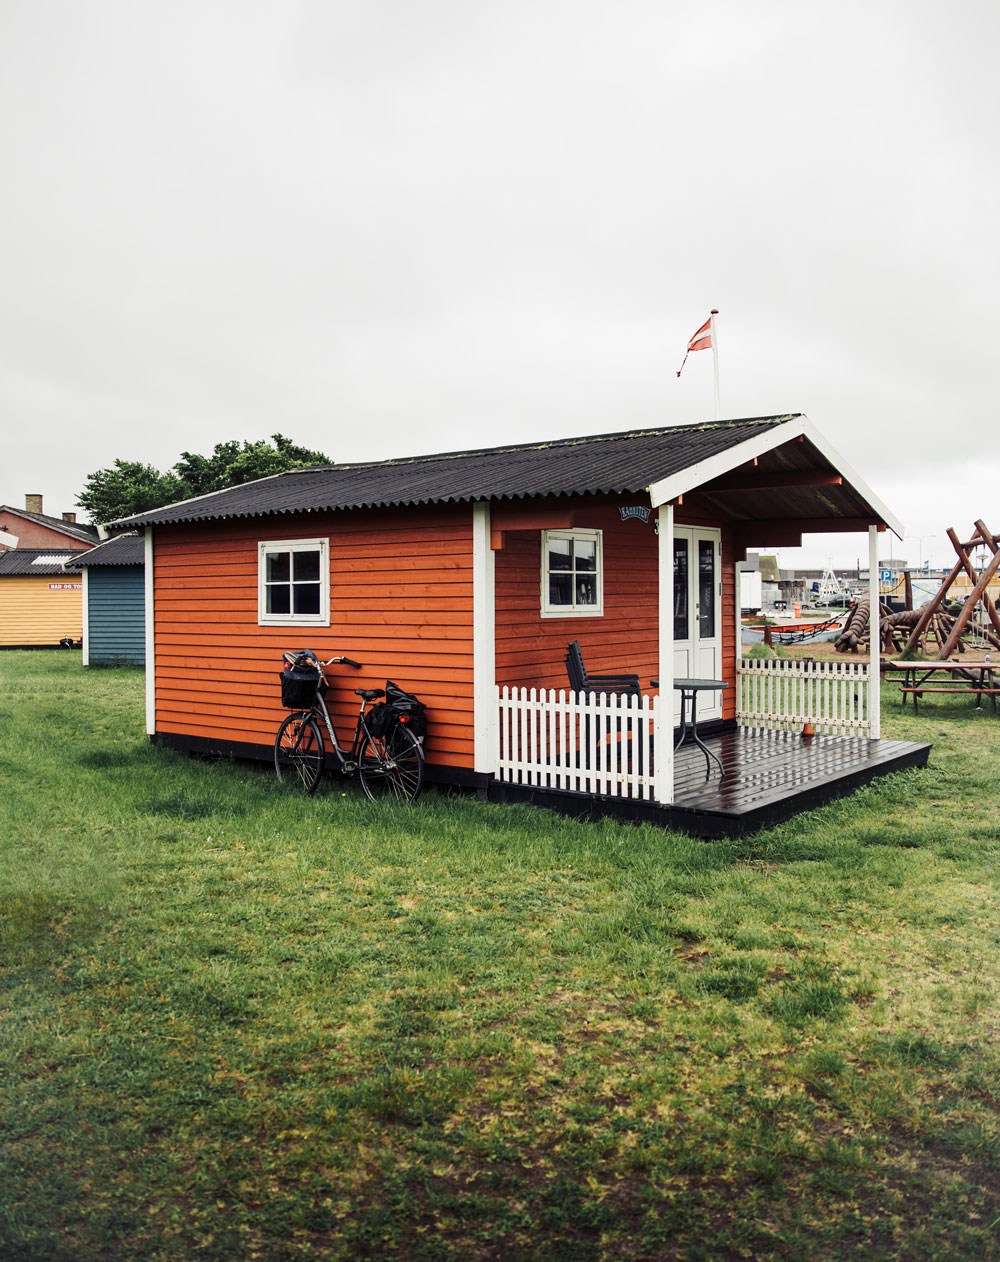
[672,678,729,780]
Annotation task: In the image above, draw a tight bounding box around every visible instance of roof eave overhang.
[647,415,904,539]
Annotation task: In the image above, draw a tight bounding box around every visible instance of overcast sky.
[2,0,997,569]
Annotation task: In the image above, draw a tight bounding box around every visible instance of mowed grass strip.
[1,651,999,1260]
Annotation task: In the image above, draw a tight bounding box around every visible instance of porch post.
[654,503,675,804]
[868,524,881,738]
[472,501,497,774]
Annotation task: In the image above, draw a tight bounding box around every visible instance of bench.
[899,685,1000,713]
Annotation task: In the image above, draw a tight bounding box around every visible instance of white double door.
[672,526,723,722]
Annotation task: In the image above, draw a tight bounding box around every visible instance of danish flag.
[676,315,713,377]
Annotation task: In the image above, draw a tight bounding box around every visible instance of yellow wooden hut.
[0,549,84,648]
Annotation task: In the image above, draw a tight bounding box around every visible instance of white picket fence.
[737,658,871,736]
[496,687,660,799]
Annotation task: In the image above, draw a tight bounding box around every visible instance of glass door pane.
[698,540,716,639]
[673,538,689,640]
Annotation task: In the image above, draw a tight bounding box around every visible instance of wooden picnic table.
[886,660,999,712]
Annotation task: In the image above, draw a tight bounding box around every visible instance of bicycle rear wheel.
[274,712,325,793]
[358,722,424,803]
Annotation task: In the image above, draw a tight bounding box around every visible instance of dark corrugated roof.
[0,549,83,576]
[115,416,797,527]
[72,533,145,568]
[0,506,99,545]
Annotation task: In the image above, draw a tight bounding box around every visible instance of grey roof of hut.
[71,533,145,567]
[113,417,801,527]
[0,549,83,576]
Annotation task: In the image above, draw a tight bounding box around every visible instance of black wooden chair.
[564,641,643,780]
[564,640,640,697]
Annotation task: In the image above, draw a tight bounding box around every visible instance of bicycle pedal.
[342,761,357,773]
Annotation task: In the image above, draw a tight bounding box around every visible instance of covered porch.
[489,708,929,838]
[471,415,931,833]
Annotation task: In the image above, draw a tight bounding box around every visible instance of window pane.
[293,550,320,582]
[549,574,573,605]
[548,538,572,571]
[575,540,597,572]
[267,585,291,614]
[267,552,290,583]
[699,541,715,638]
[294,583,321,615]
[576,575,597,605]
[674,539,689,641]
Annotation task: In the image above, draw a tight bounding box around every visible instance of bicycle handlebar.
[282,650,362,670]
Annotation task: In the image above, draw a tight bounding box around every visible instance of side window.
[258,539,330,626]
[541,529,603,618]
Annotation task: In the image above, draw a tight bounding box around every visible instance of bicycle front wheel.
[274,712,325,793]
[358,722,424,803]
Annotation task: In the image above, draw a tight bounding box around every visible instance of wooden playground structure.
[835,519,1000,659]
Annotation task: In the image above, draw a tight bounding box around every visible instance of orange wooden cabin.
[118,416,927,833]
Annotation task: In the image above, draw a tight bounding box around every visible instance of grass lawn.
[2,652,1000,1259]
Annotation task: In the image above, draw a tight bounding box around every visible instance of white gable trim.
[647,415,903,539]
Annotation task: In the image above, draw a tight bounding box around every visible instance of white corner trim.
[80,568,90,667]
[145,527,155,735]
[472,501,497,774]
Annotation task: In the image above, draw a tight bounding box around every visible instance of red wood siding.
[496,502,660,691]
[152,505,475,768]
[152,495,739,776]
[496,501,738,719]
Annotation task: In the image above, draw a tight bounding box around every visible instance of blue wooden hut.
[73,533,146,666]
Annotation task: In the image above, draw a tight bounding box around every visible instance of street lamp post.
[906,535,934,570]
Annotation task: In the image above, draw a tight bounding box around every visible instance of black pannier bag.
[385,680,428,742]
[279,662,324,710]
[366,701,392,739]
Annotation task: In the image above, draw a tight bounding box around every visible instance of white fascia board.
[647,415,904,539]
[648,418,808,508]
[792,416,904,539]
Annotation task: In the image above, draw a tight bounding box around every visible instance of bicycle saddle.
[355,688,385,701]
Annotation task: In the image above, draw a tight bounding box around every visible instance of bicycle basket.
[280,663,324,709]
[385,680,427,740]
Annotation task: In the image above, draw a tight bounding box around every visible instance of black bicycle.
[274,650,425,802]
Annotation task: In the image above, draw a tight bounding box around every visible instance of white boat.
[809,567,860,608]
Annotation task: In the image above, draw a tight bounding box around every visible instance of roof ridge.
[291,415,797,476]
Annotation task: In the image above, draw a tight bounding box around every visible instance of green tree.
[173,434,330,496]
[75,460,187,526]
[77,434,331,525]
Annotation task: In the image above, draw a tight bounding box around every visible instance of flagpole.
[710,309,720,418]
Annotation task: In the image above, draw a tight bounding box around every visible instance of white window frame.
[258,538,330,627]
[540,528,604,618]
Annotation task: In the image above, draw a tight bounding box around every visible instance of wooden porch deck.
[489,727,931,838]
